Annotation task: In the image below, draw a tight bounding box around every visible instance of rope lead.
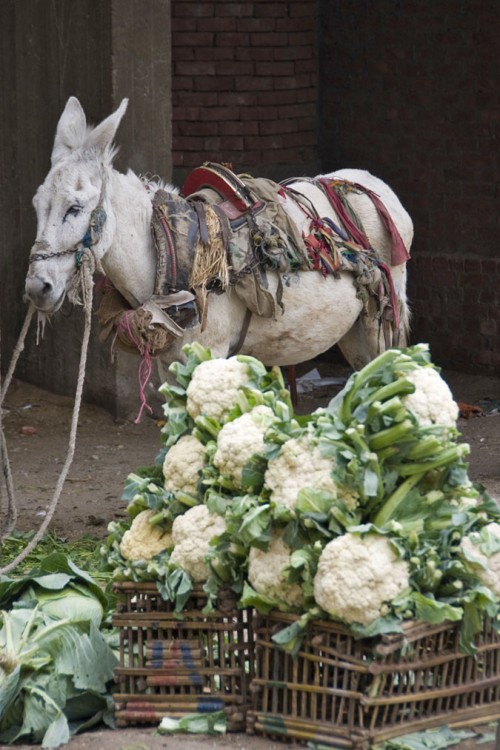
[0,250,95,573]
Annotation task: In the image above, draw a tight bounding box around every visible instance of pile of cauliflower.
[102,342,499,650]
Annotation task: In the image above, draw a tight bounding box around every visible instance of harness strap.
[354,183,410,265]
[228,307,252,356]
[151,197,178,293]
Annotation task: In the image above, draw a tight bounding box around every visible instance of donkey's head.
[25,97,128,313]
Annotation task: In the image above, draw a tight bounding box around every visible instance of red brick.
[276,16,315,32]
[172,48,196,62]
[201,17,238,32]
[194,47,237,62]
[206,135,245,150]
[250,32,289,46]
[463,258,481,272]
[218,91,259,106]
[236,46,275,61]
[175,92,218,107]
[239,105,282,121]
[173,3,215,18]
[176,60,216,76]
[258,89,297,105]
[274,45,317,61]
[235,76,274,91]
[218,120,259,136]
[255,61,295,76]
[216,3,255,18]
[178,121,220,137]
[172,18,197,32]
[237,18,276,32]
[255,4,288,19]
[214,61,254,76]
[289,3,316,17]
[216,32,250,46]
[277,73,315,89]
[281,131,316,147]
[172,32,214,47]
[173,106,202,121]
[172,77,195,92]
[259,119,299,136]
[480,319,497,336]
[194,76,235,92]
[245,134,284,150]
[202,106,241,121]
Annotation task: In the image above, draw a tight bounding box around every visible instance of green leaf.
[239,581,276,614]
[412,592,463,624]
[238,505,271,546]
[349,616,404,639]
[41,711,70,749]
[240,454,268,492]
[295,488,334,516]
[271,609,319,658]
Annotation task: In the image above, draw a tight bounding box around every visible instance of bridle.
[28,204,107,268]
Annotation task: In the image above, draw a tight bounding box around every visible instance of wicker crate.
[247,612,500,749]
[112,582,254,730]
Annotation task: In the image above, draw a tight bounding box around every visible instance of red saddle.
[182,162,265,221]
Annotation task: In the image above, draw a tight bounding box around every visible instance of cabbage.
[0,554,116,748]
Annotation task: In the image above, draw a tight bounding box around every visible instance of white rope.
[0,306,37,542]
[0,304,36,407]
[0,252,95,574]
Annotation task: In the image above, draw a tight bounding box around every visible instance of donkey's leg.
[337,309,384,371]
[338,282,410,371]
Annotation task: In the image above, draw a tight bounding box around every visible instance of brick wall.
[319,0,500,374]
[171,0,319,181]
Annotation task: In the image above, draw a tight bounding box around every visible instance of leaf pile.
[0,554,117,748]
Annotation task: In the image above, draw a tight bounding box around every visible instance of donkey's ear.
[84,98,128,160]
[51,97,88,165]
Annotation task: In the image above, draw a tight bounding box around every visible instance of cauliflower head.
[213,405,275,484]
[265,435,355,512]
[119,509,173,561]
[163,434,206,495]
[169,504,227,582]
[313,532,410,626]
[402,366,459,427]
[460,522,500,597]
[186,357,250,422]
[248,532,305,611]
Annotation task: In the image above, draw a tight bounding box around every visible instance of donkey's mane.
[139,173,180,196]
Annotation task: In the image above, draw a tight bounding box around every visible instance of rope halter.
[28,203,107,268]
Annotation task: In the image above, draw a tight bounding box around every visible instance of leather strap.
[228,307,252,356]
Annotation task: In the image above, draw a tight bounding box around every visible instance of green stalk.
[373,473,423,528]
[345,426,371,455]
[368,419,415,451]
[376,446,400,462]
[368,378,416,405]
[395,444,470,476]
[368,396,407,424]
[406,436,443,461]
[340,349,401,423]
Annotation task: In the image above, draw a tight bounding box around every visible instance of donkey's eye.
[64,205,82,220]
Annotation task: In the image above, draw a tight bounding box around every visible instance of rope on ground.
[0,252,95,574]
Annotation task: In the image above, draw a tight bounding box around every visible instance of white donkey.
[24,97,413,378]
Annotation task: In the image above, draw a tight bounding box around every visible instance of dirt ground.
[1,359,499,750]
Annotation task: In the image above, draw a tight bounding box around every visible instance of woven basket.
[247,612,500,749]
[112,582,254,730]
